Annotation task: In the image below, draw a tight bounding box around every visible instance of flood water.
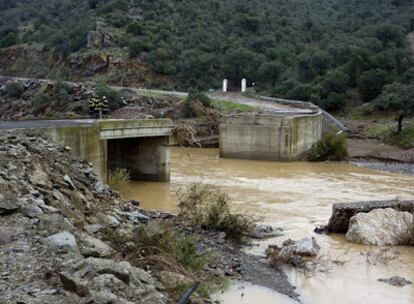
[121,148,414,304]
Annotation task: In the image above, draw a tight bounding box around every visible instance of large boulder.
[326,200,414,233]
[43,231,78,252]
[346,208,414,246]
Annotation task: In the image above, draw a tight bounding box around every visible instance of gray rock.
[92,273,125,291]
[40,204,60,214]
[106,215,120,228]
[250,224,284,239]
[43,231,78,252]
[21,204,44,218]
[89,291,118,304]
[84,224,104,235]
[30,164,51,188]
[38,214,75,233]
[346,208,414,246]
[82,258,130,284]
[59,272,89,297]
[122,212,150,223]
[158,271,191,288]
[0,195,21,215]
[378,276,412,286]
[266,237,320,268]
[63,174,76,190]
[327,200,414,233]
[291,237,320,257]
[80,234,113,258]
[124,263,155,286]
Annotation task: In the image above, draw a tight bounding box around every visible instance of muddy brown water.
[121,148,414,304]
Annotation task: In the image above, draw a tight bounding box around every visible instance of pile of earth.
[0,132,297,303]
[0,131,169,304]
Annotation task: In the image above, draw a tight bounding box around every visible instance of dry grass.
[173,123,199,147]
[108,168,130,191]
[364,248,400,265]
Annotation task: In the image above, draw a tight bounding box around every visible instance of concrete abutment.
[219,112,322,161]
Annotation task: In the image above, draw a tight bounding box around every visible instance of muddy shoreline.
[350,159,414,175]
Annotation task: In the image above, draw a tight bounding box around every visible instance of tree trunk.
[397,115,404,134]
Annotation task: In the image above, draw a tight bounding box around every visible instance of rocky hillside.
[0,132,171,303]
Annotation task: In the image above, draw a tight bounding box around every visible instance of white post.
[241,78,247,93]
[223,79,228,92]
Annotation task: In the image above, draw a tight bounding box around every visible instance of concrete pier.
[0,119,174,182]
[219,112,322,161]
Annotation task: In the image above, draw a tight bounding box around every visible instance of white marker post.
[241,78,247,93]
[223,79,228,92]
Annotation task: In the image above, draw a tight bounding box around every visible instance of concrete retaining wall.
[219,113,322,161]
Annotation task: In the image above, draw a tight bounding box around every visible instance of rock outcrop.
[345,208,414,246]
[87,22,113,49]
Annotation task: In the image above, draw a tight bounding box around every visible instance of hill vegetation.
[1,0,414,113]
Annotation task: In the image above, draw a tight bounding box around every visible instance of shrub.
[177,183,255,243]
[134,220,210,272]
[186,88,211,108]
[321,92,346,112]
[5,82,24,98]
[108,168,130,191]
[128,38,143,58]
[55,81,72,105]
[126,21,144,35]
[308,133,348,162]
[32,91,49,113]
[1,32,17,48]
[95,83,123,111]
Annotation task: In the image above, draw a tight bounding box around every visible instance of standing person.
[93,94,102,119]
[102,96,109,117]
[89,93,99,117]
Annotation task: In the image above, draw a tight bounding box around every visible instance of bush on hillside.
[5,82,24,99]
[31,91,49,114]
[55,81,72,105]
[308,133,348,162]
[186,88,211,108]
[177,183,256,243]
[95,83,123,111]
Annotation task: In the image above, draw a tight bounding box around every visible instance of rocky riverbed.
[0,132,297,303]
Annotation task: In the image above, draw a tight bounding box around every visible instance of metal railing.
[259,96,347,135]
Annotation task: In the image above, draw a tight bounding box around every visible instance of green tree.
[323,69,350,94]
[375,82,414,134]
[357,69,390,102]
[126,21,144,35]
[1,32,17,47]
[257,61,283,87]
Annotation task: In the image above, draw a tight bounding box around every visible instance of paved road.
[1,75,311,114]
[0,119,95,130]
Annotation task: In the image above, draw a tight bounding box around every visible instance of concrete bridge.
[0,119,174,183]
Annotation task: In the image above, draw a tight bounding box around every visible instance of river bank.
[0,132,301,303]
[122,147,414,304]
